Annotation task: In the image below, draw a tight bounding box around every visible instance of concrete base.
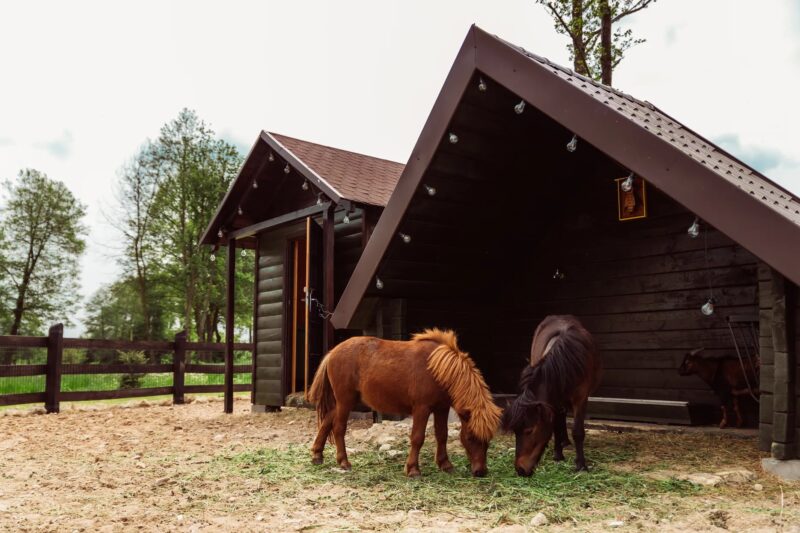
[762,458,800,481]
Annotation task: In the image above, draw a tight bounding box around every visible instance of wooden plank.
[174,330,187,405]
[0,336,48,348]
[0,364,47,377]
[183,384,251,394]
[60,387,173,402]
[229,202,331,240]
[61,364,173,375]
[225,239,236,414]
[184,342,252,351]
[186,364,250,374]
[64,339,173,351]
[0,392,46,406]
[45,324,63,413]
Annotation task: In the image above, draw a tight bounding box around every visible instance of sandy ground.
[1,397,798,532]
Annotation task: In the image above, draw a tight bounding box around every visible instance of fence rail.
[0,324,253,413]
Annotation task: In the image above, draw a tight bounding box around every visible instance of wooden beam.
[228,203,332,240]
[322,204,335,354]
[224,239,236,414]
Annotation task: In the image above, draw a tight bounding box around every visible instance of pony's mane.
[413,328,501,442]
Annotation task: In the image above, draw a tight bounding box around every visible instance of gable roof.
[330,25,800,329]
[200,131,404,246]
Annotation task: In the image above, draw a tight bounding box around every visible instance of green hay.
[220,435,697,524]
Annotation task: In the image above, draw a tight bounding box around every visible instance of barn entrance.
[286,217,324,396]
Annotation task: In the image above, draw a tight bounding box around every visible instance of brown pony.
[502,315,601,476]
[306,329,501,477]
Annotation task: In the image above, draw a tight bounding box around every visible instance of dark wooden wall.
[252,207,364,408]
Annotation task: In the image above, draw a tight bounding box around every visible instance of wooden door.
[304,217,324,392]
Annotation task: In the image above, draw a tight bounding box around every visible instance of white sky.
[1,0,799,335]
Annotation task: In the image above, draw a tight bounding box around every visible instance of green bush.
[62,348,86,364]
[117,350,147,389]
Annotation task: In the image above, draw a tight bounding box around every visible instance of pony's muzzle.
[515,466,533,477]
[472,467,487,478]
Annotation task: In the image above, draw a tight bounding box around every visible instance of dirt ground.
[1,397,798,532]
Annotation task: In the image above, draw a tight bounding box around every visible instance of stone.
[530,512,548,526]
[754,483,764,491]
[379,443,393,452]
[680,473,723,486]
[761,458,800,481]
[714,469,756,483]
[386,450,402,458]
[607,520,625,528]
[489,526,526,533]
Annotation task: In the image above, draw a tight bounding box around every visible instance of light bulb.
[424,184,436,196]
[237,206,243,216]
[375,277,384,290]
[268,152,274,162]
[553,268,565,281]
[343,212,350,224]
[241,249,246,257]
[302,180,309,191]
[687,217,700,239]
[316,194,323,206]
[399,232,411,244]
[284,164,290,174]
[252,179,258,189]
[217,229,224,238]
[514,100,526,114]
[478,77,487,92]
[621,173,634,192]
[566,135,578,152]
[449,133,458,144]
[210,254,216,262]
[701,298,715,316]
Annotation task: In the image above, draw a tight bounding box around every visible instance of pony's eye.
[523,428,534,435]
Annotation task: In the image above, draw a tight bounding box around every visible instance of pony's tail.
[306,355,335,429]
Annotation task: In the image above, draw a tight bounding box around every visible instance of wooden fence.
[0,324,252,413]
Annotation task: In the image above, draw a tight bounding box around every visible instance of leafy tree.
[536,0,657,85]
[0,169,87,338]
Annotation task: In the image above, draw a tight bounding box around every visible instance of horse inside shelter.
[331,26,800,462]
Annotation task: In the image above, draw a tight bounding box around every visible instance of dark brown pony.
[502,315,601,476]
[306,329,502,477]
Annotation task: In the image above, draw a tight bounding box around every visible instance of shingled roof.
[200,131,403,245]
[331,25,800,329]
[270,133,403,207]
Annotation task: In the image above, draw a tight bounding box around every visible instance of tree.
[536,0,656,85]
[0,169,87,337]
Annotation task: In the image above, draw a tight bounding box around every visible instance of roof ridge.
[268,132,404,167]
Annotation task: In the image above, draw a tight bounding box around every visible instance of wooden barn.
[325,27,799,460]
[200,132,403,410]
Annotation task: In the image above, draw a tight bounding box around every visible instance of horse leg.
[733,396,744,428]
[719,405,729,429]
[553,411,568,462]
[311,410,335,464]
[572,400,588,472]
[405,406,431,477]
[332,395,356,470]
[433,407,453,473]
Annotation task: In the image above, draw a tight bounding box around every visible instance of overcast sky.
[1,0,799,335]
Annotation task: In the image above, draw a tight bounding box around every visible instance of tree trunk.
[599,0,613,85]
[571,0,590,76]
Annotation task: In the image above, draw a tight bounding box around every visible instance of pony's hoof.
[405,466,421,478]
[719,421,728,429]
[311,454,323,465]
[339,460,352,471]
[438,460,454,473]
[575,463,588,472]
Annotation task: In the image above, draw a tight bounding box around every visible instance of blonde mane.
[413,328,501,442]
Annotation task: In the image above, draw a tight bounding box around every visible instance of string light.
[241,249,246,257]
[566,135,578,152]
[514,100,526,114]
[399,232,411,244]
[316,193,323,206]
[687,217,700,238]
[552,268,565,281]
[375,277,384,290]
[252,179,258,189]
[217,228,224,238]
[302,180,309,191]
[478,77,487,92]
[210,254,216,262]
[424,184,436,196]
[237,206,243,216]
[621,173,634,193]
[701,298,715,316]
[448,132,459,144]
[284,164,290,174]
[268,152,275,162]
[343,211,351,224]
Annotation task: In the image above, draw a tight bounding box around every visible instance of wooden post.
[173,330,187,405]
[322,205,335,355]
[770,269,796,460]
[44,323,63,414]
[225,239,236,414]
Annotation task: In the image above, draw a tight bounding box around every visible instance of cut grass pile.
[219,433,699,524]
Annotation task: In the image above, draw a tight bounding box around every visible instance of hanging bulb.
[514,100,526,114]
[621,173,634,193]
[302,179,309,191]
[448,132,458,144]
[241,249,246,257]
[316,193,323,206]
[552,268,566,281]
[210,253,216,262]
[237,206,243,216]
[566,135,578,152]
[399,232,411,244]
[687,217,700,239]
[478,77,487,92]
[252,179,258,189]
[284,164,290,174]
[217,228,224,238]
[424,184,436,196]
[701,298,715,316]
[343,212,351,224]
[375,277,384,290]
[268,152,275,162]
